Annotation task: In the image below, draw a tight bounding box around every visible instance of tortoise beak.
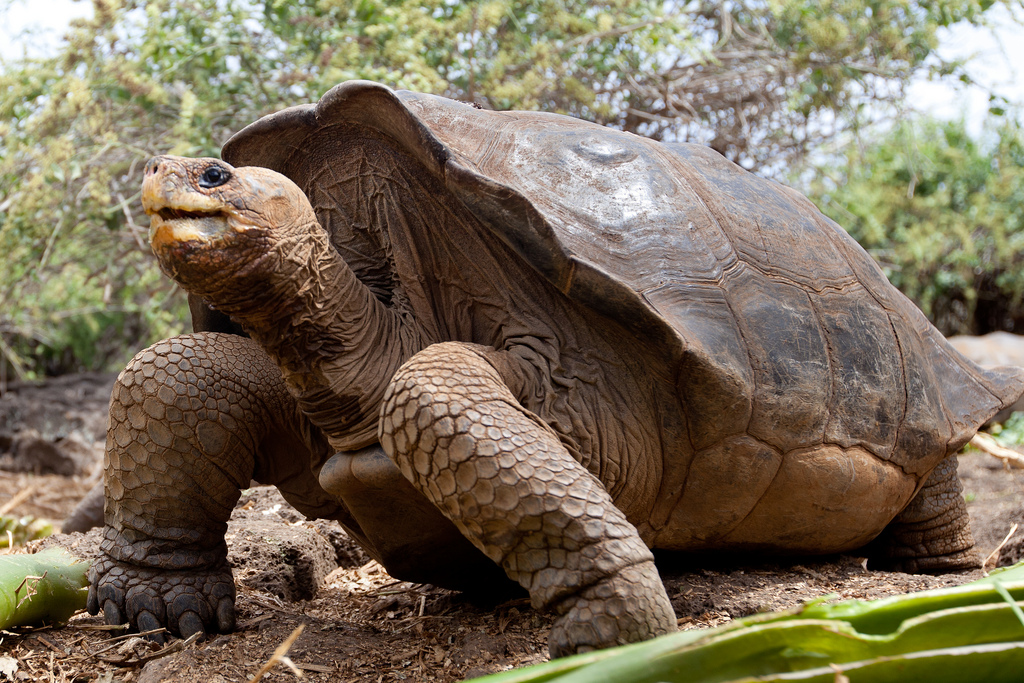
[143,156,232,250]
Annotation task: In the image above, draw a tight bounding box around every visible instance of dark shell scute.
[647,282,753,452]
[727,267,831,453]
[815,285,904,460]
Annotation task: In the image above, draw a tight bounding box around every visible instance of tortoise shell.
[221,80,1022,491]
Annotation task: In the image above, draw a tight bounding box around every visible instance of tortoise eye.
[199,165,230,188]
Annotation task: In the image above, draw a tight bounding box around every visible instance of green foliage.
[0,515,53,548]
[258,0,686,119]
[0,0,1016,375]
[623,0,1017,169]
[0,0,686,378]
[990,412,1024,446]
[808,117,1024,335]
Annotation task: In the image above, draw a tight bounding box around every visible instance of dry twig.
[85,631,198,667]
[984,523,1020,571]
[248,623,305,683]
[969,433,1024,469]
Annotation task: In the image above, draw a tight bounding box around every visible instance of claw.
[178,611,206,640]
[170,591,211,629]
[102,600,124,630]
[137,610,167,643]
[216,597,236,632]
[86,583,99,615]
[128,586,167,625]
[98,580,125,604]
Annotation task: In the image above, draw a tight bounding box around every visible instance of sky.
[904,3,1024,136]
[0,0,92,59]
[1,0,1023,136]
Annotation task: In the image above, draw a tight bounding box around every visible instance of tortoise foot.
[549,562,677,658]
[867,457,979,574]
[872,548,981,574]
[87,555,235,643]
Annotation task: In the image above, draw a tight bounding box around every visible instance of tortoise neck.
[227,223,422,450]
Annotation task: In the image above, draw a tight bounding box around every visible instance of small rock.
[137,653,181,683]
[227,509,339,601]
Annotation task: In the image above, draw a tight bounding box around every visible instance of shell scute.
[645,282,753,451]
[814,284,904,461]
[718,444,917,552]
[496,126,687,286]
[661,142,858,293]
[727,267,831,453]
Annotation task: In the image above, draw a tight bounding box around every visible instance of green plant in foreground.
[0,548,89,629]
[467,562,1024,683]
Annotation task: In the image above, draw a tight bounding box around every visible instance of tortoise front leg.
[379,342,677,657]
[88,332,341,640]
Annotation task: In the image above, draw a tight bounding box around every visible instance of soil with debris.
[0,372,1022,683]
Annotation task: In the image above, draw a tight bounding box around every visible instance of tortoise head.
[142,155,320,307]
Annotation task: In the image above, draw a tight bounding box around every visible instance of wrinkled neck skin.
[197,220,422,452]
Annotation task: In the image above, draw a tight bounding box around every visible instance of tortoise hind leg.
[867,457,980,572]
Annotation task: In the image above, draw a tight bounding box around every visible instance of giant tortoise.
[87,80,1024,657]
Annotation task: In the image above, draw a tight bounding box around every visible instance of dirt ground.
[0,372,1022,683]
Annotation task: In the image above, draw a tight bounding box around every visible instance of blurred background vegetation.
[0,0,1022,380]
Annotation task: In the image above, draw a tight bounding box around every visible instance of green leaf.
[728,642,1024,682]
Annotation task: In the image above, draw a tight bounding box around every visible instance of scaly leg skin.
[868,456,981,572]
[88,332,342,641]
[379,342,677,658]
